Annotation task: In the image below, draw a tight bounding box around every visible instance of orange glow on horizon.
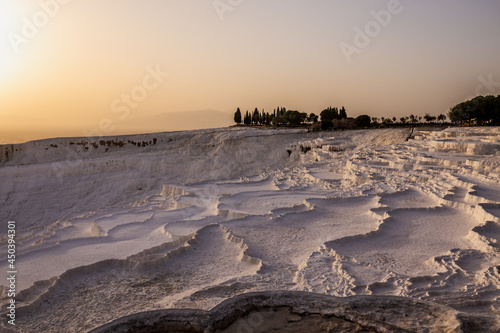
[1,1,499,144]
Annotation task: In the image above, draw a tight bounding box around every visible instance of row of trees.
[371,114,447,125]
[449,95,500,125]
[233,96,500,129]
[234,106,345,127]
[234,105,449,129]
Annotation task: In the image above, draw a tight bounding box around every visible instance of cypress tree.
[244,110,250,125]
[234,107,242,124]
[253,108,260,125]
[340,106,347,119]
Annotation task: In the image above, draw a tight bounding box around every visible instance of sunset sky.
[1,0,500,143]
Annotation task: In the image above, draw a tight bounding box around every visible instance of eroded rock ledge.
[89,291,498,333]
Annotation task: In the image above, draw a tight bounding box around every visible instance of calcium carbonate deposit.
[1,127,499,332]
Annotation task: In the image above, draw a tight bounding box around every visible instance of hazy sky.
[1,0,500,142]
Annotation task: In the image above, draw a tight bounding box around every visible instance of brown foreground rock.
[89,291,499,333]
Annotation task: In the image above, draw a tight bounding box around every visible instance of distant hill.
[0,109,234,144]
[118,109,234,133]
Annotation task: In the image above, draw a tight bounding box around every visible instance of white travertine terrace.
[0,126,499,332]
